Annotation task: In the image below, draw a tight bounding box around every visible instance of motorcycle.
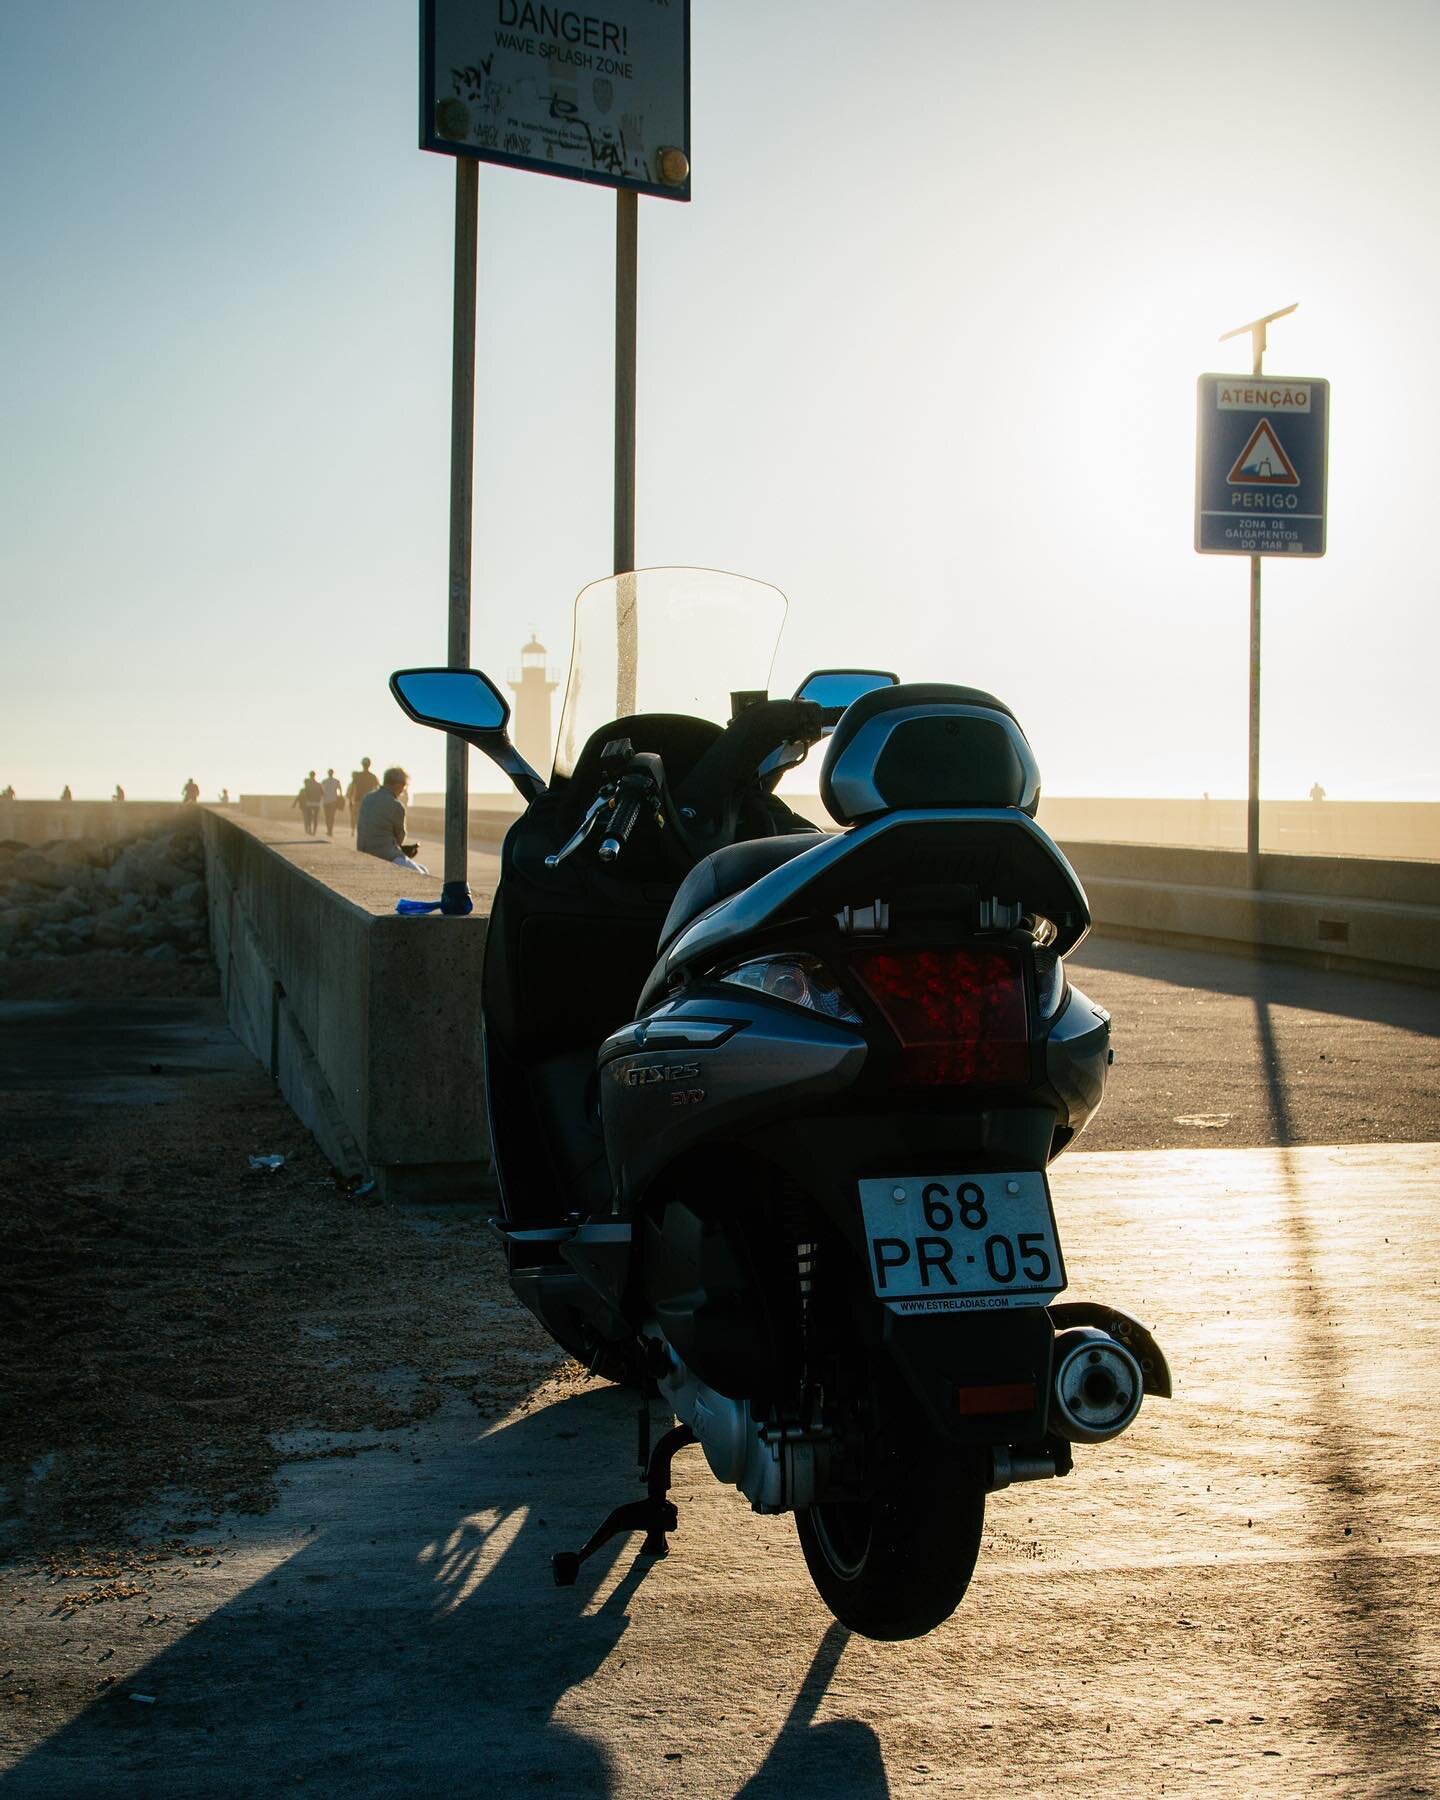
[390,565,1170,1640]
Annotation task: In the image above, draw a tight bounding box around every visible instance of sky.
[2,0,1438,803]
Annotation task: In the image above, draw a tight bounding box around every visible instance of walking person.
[346,757,379,834]
[292,770,323,837]
[320,768,343,837]
[181,777,200,804]
[356,766,429,873]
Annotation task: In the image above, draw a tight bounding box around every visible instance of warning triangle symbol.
[1228,418,1299,486]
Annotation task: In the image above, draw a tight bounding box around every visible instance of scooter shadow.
[737,1622,891,1798]
[6,1385,887,1798]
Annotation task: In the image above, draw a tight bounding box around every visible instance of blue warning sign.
[1195,374,1329,556]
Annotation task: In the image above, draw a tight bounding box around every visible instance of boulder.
[49,887,90,921]
[12,851,69,890]
[0,911,30,949]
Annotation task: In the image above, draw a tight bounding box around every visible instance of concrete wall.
[197,809,1438,1198]
[202,810,491,1200]
[1037,797,1440,860]
[239,795,516,848]
[0,798,197,843]
[1062,840,1440,982]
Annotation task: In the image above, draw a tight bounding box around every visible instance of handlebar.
[546,763,662,873]
[598,792,645,864]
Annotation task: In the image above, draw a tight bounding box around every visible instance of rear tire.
[795,1443,986,1640]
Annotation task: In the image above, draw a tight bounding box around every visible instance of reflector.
[954,1380,1037,1416]
[850,946,1028,1086]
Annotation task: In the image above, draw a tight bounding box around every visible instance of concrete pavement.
[5,1140,1438,1795]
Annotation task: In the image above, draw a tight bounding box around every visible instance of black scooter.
[391,566,1169,1640]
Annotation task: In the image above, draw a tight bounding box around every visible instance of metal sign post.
[614,188,638,715]
[442,158,480,915]
[1195,305,1329,890]
[419,1,690,854]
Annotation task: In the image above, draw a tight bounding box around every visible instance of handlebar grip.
[613,794,645,843]
[597,793,644,864]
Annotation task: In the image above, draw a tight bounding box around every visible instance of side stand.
[551,1423,697,1587]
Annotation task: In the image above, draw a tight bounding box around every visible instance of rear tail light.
[850,946,1028,1086]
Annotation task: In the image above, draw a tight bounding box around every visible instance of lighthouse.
[508,635,560,777]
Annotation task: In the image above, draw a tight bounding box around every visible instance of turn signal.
[719,954,862,1024]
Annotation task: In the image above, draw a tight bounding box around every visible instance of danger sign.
[1227,420,1300,486]
[1195,373,1329,557]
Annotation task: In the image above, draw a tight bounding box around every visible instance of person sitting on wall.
[356,766,429,874]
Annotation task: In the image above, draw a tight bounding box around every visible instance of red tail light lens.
[850,946,1028,1086]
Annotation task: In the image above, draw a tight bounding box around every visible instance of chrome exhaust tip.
[1051,1326,1144,1443]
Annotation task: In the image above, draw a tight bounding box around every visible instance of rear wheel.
[795,1442,986,1640]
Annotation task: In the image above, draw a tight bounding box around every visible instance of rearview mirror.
[793,668,899,727]
[389,666,546,802]
[390,668,510,733]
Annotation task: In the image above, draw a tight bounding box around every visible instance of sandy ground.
[2,945,1438,1795]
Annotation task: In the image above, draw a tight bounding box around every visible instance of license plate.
[858,1172,1066,1314]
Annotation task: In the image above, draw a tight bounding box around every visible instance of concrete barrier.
[0,798,196,843]
[238,795,517,849]
[1062,841,1440,983]
[1037,796,1440,860]
[202,810,492,1200]
[197,809,1438,1199]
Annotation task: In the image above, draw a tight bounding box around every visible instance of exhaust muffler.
[1050,1326,1144,1443]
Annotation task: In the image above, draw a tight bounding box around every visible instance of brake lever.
[544,794,609,870]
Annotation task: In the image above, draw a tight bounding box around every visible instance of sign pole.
[442,157,479,914]
[614,188,637,577]
[421,0,690,740]
[1217,303,1297,892]
[1246,318,1265,893]
[613,188,639,716]
[1247,546,1262,889]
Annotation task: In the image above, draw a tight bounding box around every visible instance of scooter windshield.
[551,567,787,779]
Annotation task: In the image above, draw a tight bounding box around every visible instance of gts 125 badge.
[619,1059,701,1089]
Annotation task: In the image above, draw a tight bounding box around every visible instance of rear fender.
[879,1304,1056,1445]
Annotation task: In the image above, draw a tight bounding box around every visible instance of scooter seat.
[658,832,828,951]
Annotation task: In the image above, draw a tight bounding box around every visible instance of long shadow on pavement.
[6,1386,883,1798]
[1252,994,1435,1762]
[1073,937,1440,1036]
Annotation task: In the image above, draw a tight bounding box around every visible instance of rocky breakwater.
[0,818,211,971]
